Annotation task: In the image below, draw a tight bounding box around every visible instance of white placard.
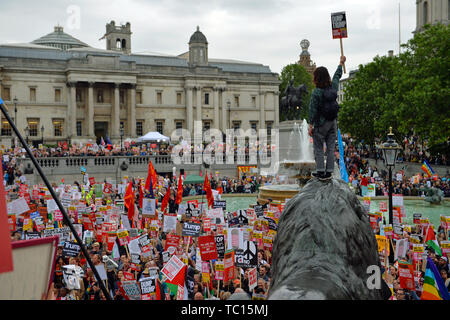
[227,228,244,250]
[46,199,58,212]
[142,198,156,215]
[163,214,177,233]
[7,197,30,215]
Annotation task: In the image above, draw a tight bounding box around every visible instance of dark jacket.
[308,65,343,127]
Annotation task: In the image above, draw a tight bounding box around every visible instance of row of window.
[2,86,257,107]
[1,119,60,137]
[1,119,272,138]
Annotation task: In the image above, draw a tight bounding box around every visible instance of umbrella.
[183,175,204,185]
[136,131,170,143]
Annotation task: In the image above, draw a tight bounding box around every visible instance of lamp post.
[41,125,44,145]
[227,100,231,130]
[24,126,29,145]
[379,126,401,264]
[120,123,124,153]
[12,97,18,148]
[13,97,18,125]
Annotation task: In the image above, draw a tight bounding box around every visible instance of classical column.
[87,82,95,138]
[196,86,202,126]
[66,82,77,140]
[221,88,228,132]
[259,91,266,129]
[129,84,136,137]
[213,87,219,130]
[113,83,120,138]
[274,91,280,127]
[185,86,193,134]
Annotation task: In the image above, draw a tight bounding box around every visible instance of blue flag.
[0,97,3,105]
[149,177,154,199]
[337,128,349,183]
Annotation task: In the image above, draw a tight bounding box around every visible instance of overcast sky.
[0,0,417,78]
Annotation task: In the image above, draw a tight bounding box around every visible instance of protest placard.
[142,198,156,216]
[248,267,258,291]
[163,213,177,233]
[215,261,224,281]
[235,241,258,269]
[62,241,81,257]
[161,255,185,282]
[139,277,156,295]
[441,241,450,255]
[215,235,225,259]
[227,228,244,250]
[398,261,415,290]
[224,250,235,282]
[117,229,129,246]
[198,235,218,261]
[120,280,141,300]
[182,222,201,237]
[213,200,226,210]
[165,234,181,255]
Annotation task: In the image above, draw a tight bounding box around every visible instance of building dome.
[189,26,208,44]
[31,26,90,50]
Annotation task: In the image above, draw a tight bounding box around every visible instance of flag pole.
[0,99,112,300]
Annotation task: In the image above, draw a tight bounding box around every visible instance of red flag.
[203,174,214,208]
[0,165,13,274]
[139,180,143,209]
[200,170,203,177]
[161,185,171,213]
[424,226,436,243]
[217,186,223,195]
[145,160,157,191]
[175,175,183,205]
[124,181,135,221]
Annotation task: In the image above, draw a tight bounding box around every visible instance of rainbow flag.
[421,257,450,300]
[421,160,434,178]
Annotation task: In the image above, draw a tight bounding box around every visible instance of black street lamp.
[24,126,29,145]
[41,125,44,145]
[227,100,231,130]
[13,96,18,125]
[120,123,124,153]
[379,126,401,263]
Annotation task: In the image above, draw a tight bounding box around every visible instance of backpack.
[320,87,340,121]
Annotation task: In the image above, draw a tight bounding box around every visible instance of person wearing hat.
[438,256,449,274]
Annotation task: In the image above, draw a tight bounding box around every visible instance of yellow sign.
[409,236,421,244]
[117,230,129,239]
[375,235,388,253]
[215,262,224,272]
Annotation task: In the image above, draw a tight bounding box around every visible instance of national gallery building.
[0,21,280,147]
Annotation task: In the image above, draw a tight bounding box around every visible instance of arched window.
[121,39,126,50]
[116,39,121,49]
[423,1,428,24]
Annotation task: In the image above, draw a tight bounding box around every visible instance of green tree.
[339,23,450,149]
[278,64,314,121]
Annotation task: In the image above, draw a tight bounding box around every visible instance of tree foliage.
[339,23,450,149]
[278,63,314,121]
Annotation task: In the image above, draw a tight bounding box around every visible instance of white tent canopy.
[137,131,170,143]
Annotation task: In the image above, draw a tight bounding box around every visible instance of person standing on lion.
[308,56,346,180]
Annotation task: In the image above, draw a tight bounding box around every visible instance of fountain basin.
[258,184,301,203]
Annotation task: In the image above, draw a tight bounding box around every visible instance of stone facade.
[415,0,449,32]
[0,22,280,148]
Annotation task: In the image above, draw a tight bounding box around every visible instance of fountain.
[258,119,316,203]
